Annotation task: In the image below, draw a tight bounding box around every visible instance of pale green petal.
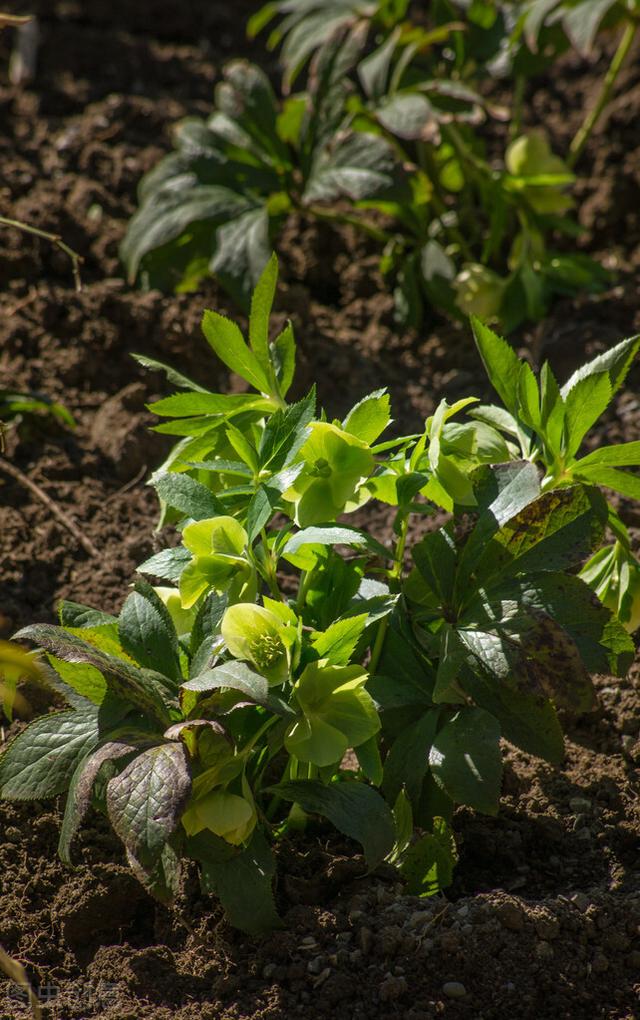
[183,516,247,557]
[320,688,380,748]
[284,715,348,767]
[182,790,255,845]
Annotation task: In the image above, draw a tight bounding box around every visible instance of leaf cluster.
[2,259,637,932]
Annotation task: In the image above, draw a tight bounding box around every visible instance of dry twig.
[0,456,100,558]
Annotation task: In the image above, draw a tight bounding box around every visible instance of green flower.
[221,602,292,684]
[285,659,380,766]
[454,264,506,321]
[153,586,197,636]
[179,516,253,609]
[284,422,374,527]
[581,543,640,634]
[182,788,256,845]
[506,131,574,215]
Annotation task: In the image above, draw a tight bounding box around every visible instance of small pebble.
[379,974,407,1002]
[496,902,524,932]
[569,796,592,814]
[591,953,609,974]
[442,981,467,999]
[535,940,554,960]
[307,956,325,975]
[570,892,591,913]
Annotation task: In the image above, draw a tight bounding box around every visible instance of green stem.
[307,204,393,245]
[0,215,83,291]
[260,528,282,599]
[368,512,410,675]
[568,20,638,168]
[417,142,474,260]
[510,75,526,139]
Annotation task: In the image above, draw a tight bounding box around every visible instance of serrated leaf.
[127,837,183,905]
[564,371,611,458]
[310,613,369,666]
[59,739,144,864]
[342,389,391,444]
[107,743,192,867]
[152,472,225,521]
[47,655,107,707]
[429,708,502,815]
[14,624,175,725]
[285,525,391,560]
[149,391,269,417]
[210,206,273,313]
[249,252,279,376]
[202,310,271,393]
[303,132,398,203]
[575,465,640,500]
[561,334,640,399]
[0,707,100,800]
[137,546,192,583]
[471,318,521,414]
[118,585,182,684]
[273,779,395,868]
[577,441,640,469]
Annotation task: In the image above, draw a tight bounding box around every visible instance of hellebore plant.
[1,257,637,933]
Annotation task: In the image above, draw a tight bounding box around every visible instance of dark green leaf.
[152,472,225,521]
[399,817,457,896]
[0,707,99,800]
[382,710,440,808]
[274,779,395,868]
[189,828,281,934]
[107,743,192,867]
[429,708,502,815]
[118,583,182,684]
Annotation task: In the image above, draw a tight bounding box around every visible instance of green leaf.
[258,389,316,473]
[376,92,439,141]
[342,389,391,445]
[0,707,99,799]
[152,472,225,522]
[516,361,541,430]
[107,743,192,867]
[14,624,175,725]
[399,817,457,896]
[47,656,107,707]
[285,525,391,560]
[471,485,607,586]
[303,132,398,203]
[564,372,611,458]
[210,206,273,313]
[461,670,564,764]
[273,321,296,396]
[355,735,383,786]
[118,583,182,684]
[58,601,117,630]
[59,739,143,864]
[273,779,395,868]
[132,353,209,393]
[127,837,183,905]
[429,708,502,815]
[561,334,640,400]
[382,710,440,808]
[577,441,640,469]
[575,465,640,500]
[148,391,270,417]
[201,310,271,393]
[182,661,293,716]
[310,614,369,666]
[249,252,279,377]
[471,318,521,414]
[189,828,281,934]
[138,547,192,583]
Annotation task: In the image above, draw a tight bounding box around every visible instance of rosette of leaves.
[3,262,638,934]
[121,55,402,309]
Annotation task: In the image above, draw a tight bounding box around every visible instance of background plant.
[121,0,622,329]
[1,259,636,933]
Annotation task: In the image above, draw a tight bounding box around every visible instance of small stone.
[358,927,373,955]
[313,968,331,988]
[572,813,588,831]
[307,956,325,976]
[534,916,560,941]
[496,902,524,932]
[440,932,461,952]
[576,828,592,842]
[379,974,407,1002]
[456,905,469,919]
[569,892,590,913]
[349,910,365,924]
[591,953,609,974]
[569,796,592,814]
[442,981,467,999]
[300,936,317,949]
[262,963,277,980]
[408,910,431,929]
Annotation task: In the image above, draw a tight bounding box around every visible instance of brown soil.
[0,3,639,1018]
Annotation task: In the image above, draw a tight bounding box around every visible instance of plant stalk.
[0,215,83,291]
[568,20,638,168]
